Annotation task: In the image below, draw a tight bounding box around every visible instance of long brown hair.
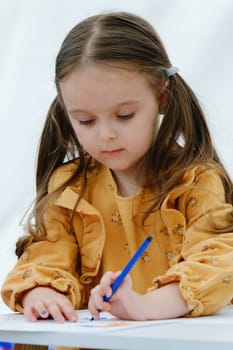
[16,11,233,257]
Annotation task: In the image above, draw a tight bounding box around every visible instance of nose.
[98,121,117,141]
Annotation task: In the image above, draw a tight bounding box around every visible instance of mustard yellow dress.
[1,162,233,318]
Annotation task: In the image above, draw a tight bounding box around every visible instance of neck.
[111,170,141,197]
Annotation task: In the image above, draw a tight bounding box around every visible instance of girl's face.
[60,63,160,177]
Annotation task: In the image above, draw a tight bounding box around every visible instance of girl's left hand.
[88,271,145,320]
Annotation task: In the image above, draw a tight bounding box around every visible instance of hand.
[88,273,190,321]
[22,286,77,323]
[88,271,145,320]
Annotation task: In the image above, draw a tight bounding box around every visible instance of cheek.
[74,128,86,145]
[69,119,88,142]
[74,128,96,152]
[69,118,78,133]
[134,114,158,142]
[69,121,85,144]
[136,121,158,152]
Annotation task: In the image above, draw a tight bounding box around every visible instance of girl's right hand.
[22,286,77,323]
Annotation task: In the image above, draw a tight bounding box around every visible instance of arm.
[88,271,189,320]
[154,166,233,316]
[1,163,105,321]
[1,161,84,318]
[89,166,233,320]
[1,204,82,321]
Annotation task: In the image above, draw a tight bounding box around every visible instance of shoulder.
[48,157,101,194]
[161,164,230,228]
[164,164,226,208]
[182,164,225,198]
[48,159,80,193]
[178,164,228,218]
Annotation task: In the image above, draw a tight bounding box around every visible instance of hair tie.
[165,66,179,78]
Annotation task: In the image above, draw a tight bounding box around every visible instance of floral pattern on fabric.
[1,162,233,318]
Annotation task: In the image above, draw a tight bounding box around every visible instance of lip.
[101,149,123,156]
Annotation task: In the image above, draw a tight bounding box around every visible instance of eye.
[79,119,95,125]
[117,113,134,120]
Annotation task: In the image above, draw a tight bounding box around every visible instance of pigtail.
[34,95,86,219]
[151,74,220,182]
[36,96,77,195]
[17,97,86,255]
[167,74,218,160]
[145,72,233,212]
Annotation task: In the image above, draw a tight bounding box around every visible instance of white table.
[0,306,233,350]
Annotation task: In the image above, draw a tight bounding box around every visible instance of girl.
[1,11,233,323]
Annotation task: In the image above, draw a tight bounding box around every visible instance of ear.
[159,81,169,114]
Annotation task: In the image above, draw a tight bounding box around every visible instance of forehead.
[59,63,155,109]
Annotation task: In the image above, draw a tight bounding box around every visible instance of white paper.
[0,310,178,334]
[0,306,232,334]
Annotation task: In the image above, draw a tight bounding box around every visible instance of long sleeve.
[1,162,85,312]
[1,204,83,312]
[151,166,233,316]
[1,161,106,312]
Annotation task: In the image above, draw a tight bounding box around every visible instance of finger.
[89,285,111,318]
[33,301,49,319]
[24,306,39,322]
[88,298,101,320]
[88,286,103,318]
[58,299,77,322]
[45,302,65,323]
[100,271,116,286]
[100,271,117,299]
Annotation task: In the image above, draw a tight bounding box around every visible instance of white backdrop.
[0,0,232,313]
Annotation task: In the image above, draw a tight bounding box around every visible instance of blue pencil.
[103,235,153,302]
[90,235,153,320]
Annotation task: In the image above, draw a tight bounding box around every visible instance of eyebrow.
[68,100,140,114]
